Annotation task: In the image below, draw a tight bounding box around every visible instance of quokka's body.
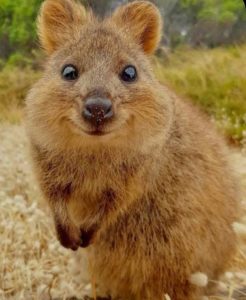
[25,1,239,299]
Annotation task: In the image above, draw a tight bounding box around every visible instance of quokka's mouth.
[84,127,113,136]
[68,119,112,137]
[85,130,110,136]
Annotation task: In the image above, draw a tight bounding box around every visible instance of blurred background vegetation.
[0,0,245,144]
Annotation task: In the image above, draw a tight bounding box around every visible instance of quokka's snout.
[83,96,114,131]
[25,0,240,299]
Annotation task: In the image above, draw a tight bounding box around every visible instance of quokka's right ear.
[38,0,88,54]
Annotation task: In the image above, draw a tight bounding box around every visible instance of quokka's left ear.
[111,1,162,55]
[38,0,89,55]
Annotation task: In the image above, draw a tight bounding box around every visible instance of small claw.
[55,222,81,251]
[71,245,79,251]
[80,227,96,248]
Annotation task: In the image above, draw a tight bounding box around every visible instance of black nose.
[83,97,113,126]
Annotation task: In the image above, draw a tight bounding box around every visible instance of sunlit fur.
[25,1,240,299]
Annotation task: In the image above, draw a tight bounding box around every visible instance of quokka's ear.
[38,0,88,54]
[112,1,162,55]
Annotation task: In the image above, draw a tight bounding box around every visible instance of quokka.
[25,0,240,299]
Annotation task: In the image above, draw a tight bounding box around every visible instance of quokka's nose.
[83,97,113,126]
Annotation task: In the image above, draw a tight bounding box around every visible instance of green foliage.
[181,0,244,22]
[6,52,34,68]
[0,0,42,55]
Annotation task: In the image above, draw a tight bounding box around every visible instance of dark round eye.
[120,65,137,82]
[62,65,79,81]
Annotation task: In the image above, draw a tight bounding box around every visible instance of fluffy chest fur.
[31,142,162,229]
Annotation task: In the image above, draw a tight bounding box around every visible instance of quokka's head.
[26,0,173,152]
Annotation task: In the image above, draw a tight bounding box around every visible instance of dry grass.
[0,123,245,300]
[0,125,90,300]
[0,68,40,123]
[154,45,246,143]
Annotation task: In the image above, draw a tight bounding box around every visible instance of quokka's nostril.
[105,105,112,115]
[83,105,93,119]
[84,108,92,118]
[86,106,93,114]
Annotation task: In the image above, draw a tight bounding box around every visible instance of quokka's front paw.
[55,222,81,251]
[55,221,98,250]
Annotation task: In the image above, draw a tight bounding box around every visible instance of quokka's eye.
[62,65,79,81]
[120,65,137,83]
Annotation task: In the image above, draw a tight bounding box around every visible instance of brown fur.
[25,1,240,299]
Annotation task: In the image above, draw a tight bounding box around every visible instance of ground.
[0,124,245,300]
